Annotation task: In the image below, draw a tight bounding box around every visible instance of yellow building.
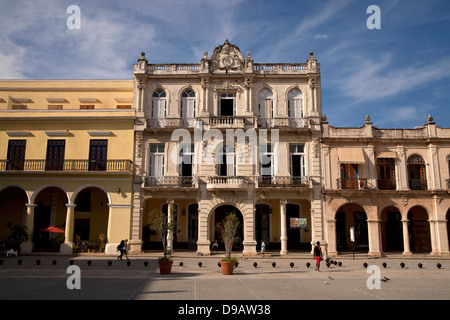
[0,80,134,254]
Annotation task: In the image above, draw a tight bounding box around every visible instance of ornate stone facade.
[131,40,323,255]
[321,114,450,256]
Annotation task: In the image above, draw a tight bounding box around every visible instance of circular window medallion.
[222,56,234,68]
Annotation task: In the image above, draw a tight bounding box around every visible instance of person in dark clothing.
[117,240,125,260]
[313,241,323,271]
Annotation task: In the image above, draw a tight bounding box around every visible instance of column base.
[368,251,383,257]
[60,242,74,255]
[105,243,120,255]
[243,241,257,256]
[20,242,33,255]
[327,251,338,257]
[127,240,143,255]
[196,240,211,256]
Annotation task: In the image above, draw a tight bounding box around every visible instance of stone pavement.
[0,250,449,305]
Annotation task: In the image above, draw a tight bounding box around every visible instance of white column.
[280,199,288,255]
[21,204,37,254]
[167,199,174,253]
[60,204,76,254]
[401,219,412,255]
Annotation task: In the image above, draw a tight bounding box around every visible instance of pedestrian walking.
[314,241,323,271]
[117,240,125,260]
[261,240,266,257]
[122,239,129,260]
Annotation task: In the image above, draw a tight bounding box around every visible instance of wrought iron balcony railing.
[258,176,309,187]
[337,178,368,190]
[1,159,133,172]
[145,176,196,187]
[377,179,397,190]
[408,179,427,191]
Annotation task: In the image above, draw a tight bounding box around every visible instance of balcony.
[257,117,308,129]
[207,116,246,128]
[206,176,247,190]
[377,179,397,190]
[337,178,368,190]
[257,176,309,188]
[145,176,197,188]
[409,179,427,191]
[147,118,184,129]
[1,159,133,172]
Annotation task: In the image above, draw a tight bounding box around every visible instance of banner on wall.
[290,217,307,229]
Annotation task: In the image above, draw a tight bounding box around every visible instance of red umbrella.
[39,226,65,233]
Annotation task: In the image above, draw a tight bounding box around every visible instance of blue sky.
[1,0,450,129]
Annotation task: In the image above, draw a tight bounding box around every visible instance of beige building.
[130,40,324,255]
[321,114,450,256]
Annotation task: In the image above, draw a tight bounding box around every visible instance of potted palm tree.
[216,212,240,275]
[7,223,29,254]
[147,207,178,274]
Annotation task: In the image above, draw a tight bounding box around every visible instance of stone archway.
[0,186,28,245]
[335,203,369,253]
[380,206,403,252]
[447,208,450,251]
[33,186,68,252]
[407,206,431,253]
[255,204,270,251]
[210,204,244,251]
[72,187,109,252]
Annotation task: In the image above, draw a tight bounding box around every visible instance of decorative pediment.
[210,40,244,73]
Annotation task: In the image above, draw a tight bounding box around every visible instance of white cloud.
[338,54,450,103]
[314,34,329,40]
[263,0,355,61]
[0,1,157,79]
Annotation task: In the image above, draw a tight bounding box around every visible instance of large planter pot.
[221,261,235,275]
[158,260,173,274]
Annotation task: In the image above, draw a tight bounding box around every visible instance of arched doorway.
[255,204,270,250]
[336,203,369,252]
[211,204,244,251]
[380,206,403,252]
[33,187,68,252]
[0,186,28,246]
[408,206,431,253]
[447,208,450,251]
[286,203,301,250]
[73,187,109,252]
[187,203,198,249]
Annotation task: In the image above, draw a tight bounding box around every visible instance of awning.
[337,148,365,164]
[377,151,397,158]
[39,226,65,233]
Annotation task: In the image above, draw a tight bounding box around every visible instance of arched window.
[288,89,303,119]
[152,89,166,118]
[181,89,196,123]
[151,90,166,127]
[258,89,273,127]
[407,155,427,190]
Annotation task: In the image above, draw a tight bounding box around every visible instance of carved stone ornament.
[210,40,244,73]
